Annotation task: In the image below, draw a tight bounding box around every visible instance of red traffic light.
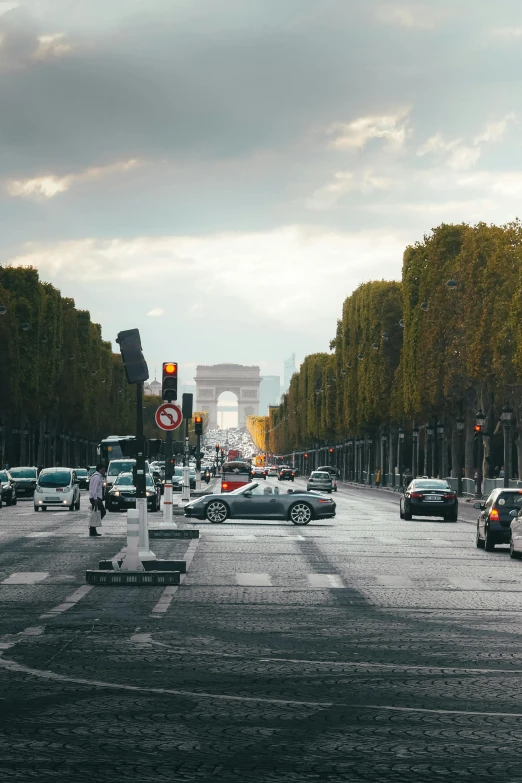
[474,424,482,433]
[304,453,308,458]
[329,447,334,453]
[195,415,203,424]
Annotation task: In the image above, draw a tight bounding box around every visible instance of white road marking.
[2,572,49,585]
[26,532,54,538]
[281,535,305,540]
[236,573,272,586]
[39,584,93,619]
[376,575,414,588]
[307,574,344,588]
[151,586,179,614]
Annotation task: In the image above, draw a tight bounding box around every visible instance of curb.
[98,558,186,573]
[149,528,199,539]
[86,570,180,586]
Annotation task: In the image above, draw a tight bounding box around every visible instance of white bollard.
[121,510,144,571]
[160,482,177,527]
[196,470,201,491]
[137,497,156,561]
[181,466,191,503]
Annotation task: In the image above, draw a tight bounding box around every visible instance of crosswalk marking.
[2,572,50,585]
[307,574,344,588]
[448,577,486,590]
[376,575,414,588]
[236,573,272,586]
[39,585,93,619]
[26,532,54,538]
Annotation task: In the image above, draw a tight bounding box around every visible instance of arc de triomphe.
[195,364,261,429]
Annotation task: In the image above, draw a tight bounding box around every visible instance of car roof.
[40,467,73,473]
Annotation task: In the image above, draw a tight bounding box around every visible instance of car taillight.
[410,492,423,498]
[318,499,333,503]
[292,472,295,476]
[444,493,456,499]
[222,483,228,489]
[489,508,500,521]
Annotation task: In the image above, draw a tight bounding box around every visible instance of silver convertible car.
[184,482,336,525]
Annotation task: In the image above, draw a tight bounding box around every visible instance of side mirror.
[243,491,252,497]
[473,502,484,509]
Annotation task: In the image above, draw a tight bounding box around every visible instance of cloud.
[306,169,392,210]
[326,111,410,150]
[147,308,164,317]
[375,3,446,30]
[0,2,18,16]
[417,115,516,171]
[34,32,72,60]
[6,159,141,199]
[473,114,516,144]
[492,27,522,39]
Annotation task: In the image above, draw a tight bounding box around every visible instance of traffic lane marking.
[151,537,200,615]
[39,584,93,619]
[2,572,50,584]
[236,573,273,586]
[307,574,344,588]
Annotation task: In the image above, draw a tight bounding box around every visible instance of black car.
[475,488,522,551]
[400,478,458,522]
[0,470,17,506]
[171,467,196,492]
[75,468,89,490]
[106,472,161,512]
[9,466,38,498]
[278,467,295,482]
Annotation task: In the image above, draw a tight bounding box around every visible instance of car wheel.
[399,503,404,519]
[289,502,313,525]
[446,511,458,522]
[404,510,412,521]
[476,525,485,548]
[484,527,495,551]
[205,501,228,523]
[510,536,521,559]
[75,498,80,511]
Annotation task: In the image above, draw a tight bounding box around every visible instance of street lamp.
[456,417,465,496]
[501,404,514,488]
[412,424,419,478]
[367,436,373,485]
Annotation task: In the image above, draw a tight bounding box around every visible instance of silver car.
[184,481,336,525]
[307,471,333,493]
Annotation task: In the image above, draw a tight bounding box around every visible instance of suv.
[34,468,81,511]
[316,466,339,492]
[476,489,522,551]
[307,471,333,493]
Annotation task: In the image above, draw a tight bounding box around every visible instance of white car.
[34,468,81,511]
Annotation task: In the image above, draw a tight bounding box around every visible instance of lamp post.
[436,421,445,478]
[501,404,514,488]
[426,423,434,477]
[398,427,405,487]
[412,425,419,479]
[475,409,486,497]
[456,418,464,496]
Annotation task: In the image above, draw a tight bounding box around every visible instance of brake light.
[222,483,228,489]
[489,508,500,521]
[318,499,333,503]
[444,493,456,499]
[292,472,295,476]
[410,492,423,498]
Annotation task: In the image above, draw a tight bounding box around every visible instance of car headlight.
[146,491,152,496]
[113,491,120,496]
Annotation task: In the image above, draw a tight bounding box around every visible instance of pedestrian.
[88,463,106,537]
[499,466,505,479]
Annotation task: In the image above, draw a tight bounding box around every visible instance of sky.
[2,0,522,391]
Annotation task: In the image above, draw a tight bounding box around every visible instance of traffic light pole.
[162,429,175,526]
[196,432,201,490]
[136,381,154,559]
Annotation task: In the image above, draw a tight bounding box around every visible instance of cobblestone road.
[2,481,522,781]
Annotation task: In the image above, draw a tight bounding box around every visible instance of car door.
[231,487,284,519]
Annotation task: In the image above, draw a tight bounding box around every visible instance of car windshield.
[0,472,9,482]
[311,472,330,479]
[10,468,37,479]
[76,469,88,477]
[496,492,522,508]
[413,481,450,490]
[115,474,134,486]
[38,471,72,488]
[108,461,135,476]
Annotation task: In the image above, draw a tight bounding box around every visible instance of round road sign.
[155,402,183,431]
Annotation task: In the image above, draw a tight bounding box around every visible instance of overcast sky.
[2,0,522,388]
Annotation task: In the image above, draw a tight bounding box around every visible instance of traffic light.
[474,424,482,433]
[162,362,178,402]
[116,329,149,384]
[329,447,334,454]
[304,453,308,459]
[182,393,193,419]
[194,415,203,435]
[215,444,220,453]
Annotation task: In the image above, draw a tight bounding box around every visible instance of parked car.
[307,471,333,493]
[34,468,81,511]
[0,469,17,506]
[106,472,161,512]
[316,465,339,491]
[9,466,38,498]
[75,468,89,490]
[184,481,336,525]
[278,467,295,482]
[475,488,522,551]
[400,479,458,522]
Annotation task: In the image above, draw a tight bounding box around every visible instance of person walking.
[88,464,106,537]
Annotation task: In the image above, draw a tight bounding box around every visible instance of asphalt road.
[1,480,522,782]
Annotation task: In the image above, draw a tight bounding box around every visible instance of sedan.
[9,466,38,498]
[0,470,17,506]
[252,466,267,480]
[307,471,333,493]
[278,468,295,481]
[106,472,161,512]
[184,481,336,525]
[75,468,90,490]
[476,488,522,552]
[400,479,458,522]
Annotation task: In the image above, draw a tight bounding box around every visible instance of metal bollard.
[181,466,191,503]
[121,509,144,571]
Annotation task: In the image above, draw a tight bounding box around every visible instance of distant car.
[476,488,522,551]
[106,458,152,494]
[0,470,17,506]
[316,466,339,491]
[400,479,458,522]
[9,466,38,499]
[184,481,336,525]
[75,468,89,490]
[307,471,333,493]
[266,466,278,477]
[106,472,161,512]
[252,466,267,480]
[171,467,196,492]
[34,468,81,511]
[278,467,295,482]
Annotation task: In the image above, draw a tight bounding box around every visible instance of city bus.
[97,436,161,466]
